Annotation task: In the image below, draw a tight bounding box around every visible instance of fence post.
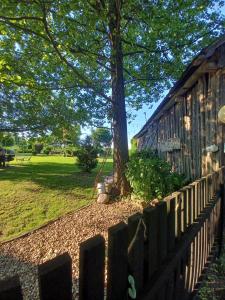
[38,252,72,300]
[107,222,128,300]
[128,213,144,296]
[0,276,23,300]
[79,235,105,300]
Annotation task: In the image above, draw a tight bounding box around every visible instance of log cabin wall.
[136,41,225,181]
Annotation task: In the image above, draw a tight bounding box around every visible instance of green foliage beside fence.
[126,150,185,202]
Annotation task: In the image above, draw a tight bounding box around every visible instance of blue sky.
[127,99,163,143]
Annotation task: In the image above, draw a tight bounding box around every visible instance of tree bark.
[108,0,131,196]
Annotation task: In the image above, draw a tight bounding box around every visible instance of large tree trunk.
[108,0,131,196]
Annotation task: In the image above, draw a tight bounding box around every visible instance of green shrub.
[63,146,77,157]
[43,146,52,155]
[33,143,43,154]
[129,138,138,155]
[126,150,185,202]
[75,136,98,172]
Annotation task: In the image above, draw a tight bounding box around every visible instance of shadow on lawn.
[0,161,113,191]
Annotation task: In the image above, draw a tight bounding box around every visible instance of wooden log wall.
[138,68,225,181]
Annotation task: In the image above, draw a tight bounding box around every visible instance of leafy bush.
[43,146,52,155]
[33,143,43,154]
[75,136,98,172]
[18,149,32,154]
[126,150,185,202]
[63,146,78,157]
[129,138,138,155]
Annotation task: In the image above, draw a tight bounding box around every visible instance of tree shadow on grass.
[0,161,113,191]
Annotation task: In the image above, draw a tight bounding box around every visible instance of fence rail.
[1,167,225,300]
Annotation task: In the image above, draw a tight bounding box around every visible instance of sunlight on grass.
[0,155,113,242]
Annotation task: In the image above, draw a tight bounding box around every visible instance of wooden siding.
[137,69,225,181]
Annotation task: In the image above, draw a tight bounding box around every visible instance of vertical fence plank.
[157,201,168,264]
[180,188,188,232]
[79,235,105,300]
[107,222,128,300]
[184,189,188,232]
[128,213,144,295]
[173,261,182,300]
[195,180,200,217]
[192,183,196,222]
[38,253,72,300]
[175,192,182,242]
[219,181,225,255]
[154,201,168,300]
[187,185,194,226]
[167,197,176,252]
[202,177,206,209]
[143,206,158,281]
[0,276,23,300]
[199,179,204,212]
[165,275,175,300]
[208,174,213,201]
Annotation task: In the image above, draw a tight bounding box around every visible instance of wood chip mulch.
[0,200,141,300]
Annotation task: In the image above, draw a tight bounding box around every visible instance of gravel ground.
[0,200,141,300]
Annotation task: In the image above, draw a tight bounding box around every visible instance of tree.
[1,133,14,147]
[92,128,112,147]
[0,0,224,195]
[33,142,43,154]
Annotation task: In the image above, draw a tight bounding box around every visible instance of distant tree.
[1,134,14,147]
[34,143,43,154]
[92,128,112,147]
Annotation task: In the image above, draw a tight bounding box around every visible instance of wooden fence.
[1,167,225,300]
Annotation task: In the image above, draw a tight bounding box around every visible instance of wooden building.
[134,36,225,181]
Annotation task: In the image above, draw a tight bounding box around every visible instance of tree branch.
[0,19,49,41]
[0,15,43,21]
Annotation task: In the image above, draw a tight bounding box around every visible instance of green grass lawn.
[0,155,112,242]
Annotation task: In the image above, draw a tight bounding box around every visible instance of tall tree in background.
[0,0,224,194]
[92,128,112,147]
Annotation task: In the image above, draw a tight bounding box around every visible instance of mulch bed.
[0,200,141,300]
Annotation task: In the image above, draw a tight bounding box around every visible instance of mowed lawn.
[0,155,112,242]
